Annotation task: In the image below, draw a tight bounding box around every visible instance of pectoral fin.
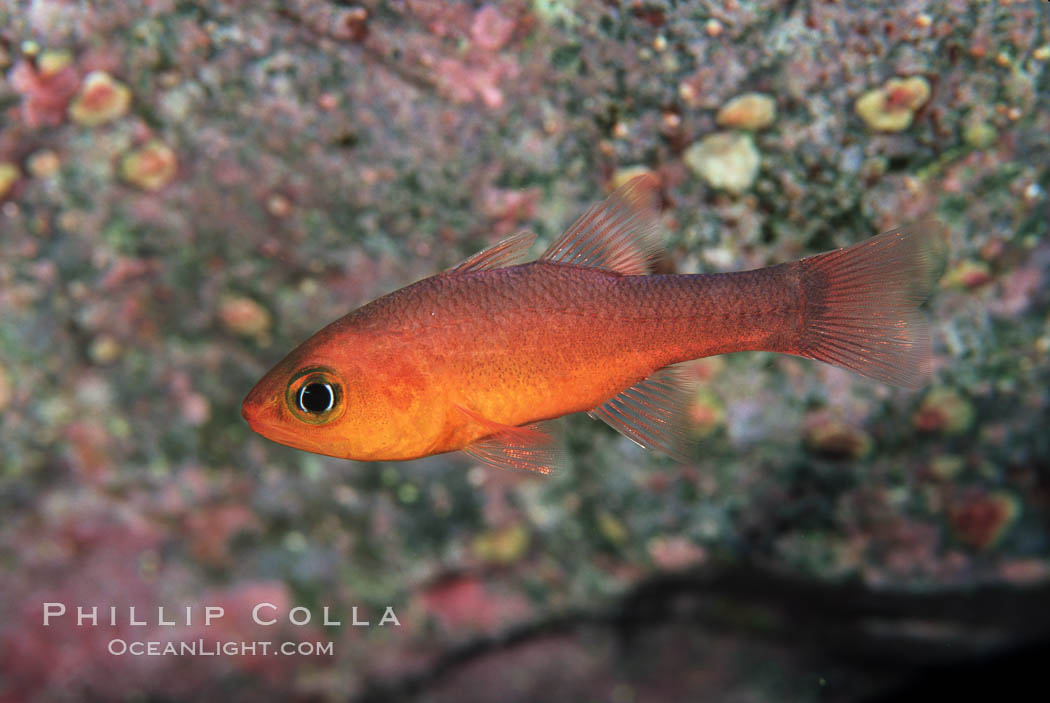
[456,405,562,475]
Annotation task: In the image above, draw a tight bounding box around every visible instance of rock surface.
[0,1,1047,700]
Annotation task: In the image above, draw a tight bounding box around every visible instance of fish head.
[241,353,352,458]
[242,320,433,461]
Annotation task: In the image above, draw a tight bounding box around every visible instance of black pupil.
[298,383,333,414]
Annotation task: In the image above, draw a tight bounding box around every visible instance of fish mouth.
[240,401,264,435]
[241,387,316,450]
[241,384,282,437]
[240,395,254,425]
[240,383,265,429]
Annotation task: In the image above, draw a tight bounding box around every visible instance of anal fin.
[456,405,562,475]
[588,365,693,461]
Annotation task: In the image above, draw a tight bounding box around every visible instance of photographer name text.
[42,602,400,628]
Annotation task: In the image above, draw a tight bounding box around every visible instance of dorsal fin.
[540,174,663,275]
[587,364,694,461]
[456,405,563,475]
[447,230,537,274]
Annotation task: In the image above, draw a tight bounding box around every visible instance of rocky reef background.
[1,1,1048,701]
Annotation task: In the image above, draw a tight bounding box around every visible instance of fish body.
[243,175,946,472]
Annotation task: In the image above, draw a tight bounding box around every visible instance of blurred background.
[1,1,1048,701]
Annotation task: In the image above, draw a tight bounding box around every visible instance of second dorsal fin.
[540,174,663,275]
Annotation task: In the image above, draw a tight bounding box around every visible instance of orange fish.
[242,175,946,473]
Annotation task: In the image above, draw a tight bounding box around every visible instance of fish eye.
[286,368,344,424]
[298,382,334,414]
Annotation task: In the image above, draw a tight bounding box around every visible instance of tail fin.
[796,220,949,389]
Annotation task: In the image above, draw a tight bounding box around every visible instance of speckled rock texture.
[0,1,1048,701]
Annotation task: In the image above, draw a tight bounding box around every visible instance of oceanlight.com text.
[108,638,335,657]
